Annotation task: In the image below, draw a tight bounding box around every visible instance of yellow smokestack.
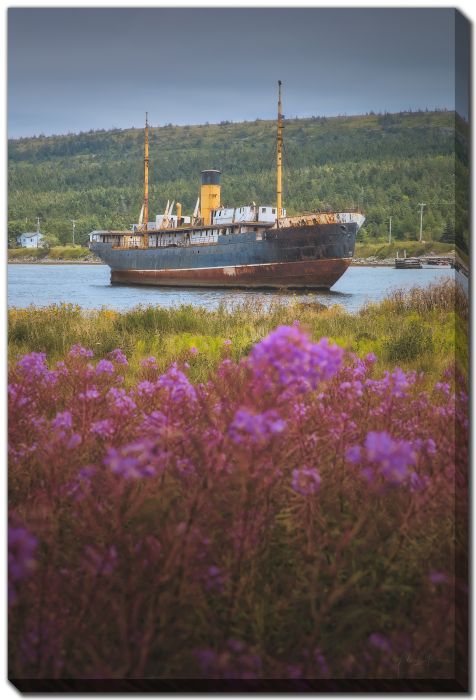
[176,202,182,225]
[200,170,221,226]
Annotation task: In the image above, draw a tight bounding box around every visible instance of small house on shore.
[17,231,45,248]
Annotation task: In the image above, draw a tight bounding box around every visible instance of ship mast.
[143,112,149,245]
[276,80,283,224]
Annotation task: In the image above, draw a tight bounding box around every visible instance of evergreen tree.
[440,221,455,244]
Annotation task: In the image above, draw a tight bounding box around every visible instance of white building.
[17,232,45,248]
[212,205,285,225]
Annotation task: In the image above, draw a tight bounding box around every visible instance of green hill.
[8,110,468,251]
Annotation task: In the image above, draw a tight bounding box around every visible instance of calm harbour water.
[8,264,456,313]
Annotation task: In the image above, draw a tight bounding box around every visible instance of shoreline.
[8,258,395,267]
[8,256,461,272]
[8,259,103,264]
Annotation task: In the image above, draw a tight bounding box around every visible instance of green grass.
[8,245,93,261]
[47,246,92,260]
[354,240,455,260]
[8,247,49,260]
[8,280,465,384]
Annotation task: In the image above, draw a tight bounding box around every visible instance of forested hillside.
[8,110,468,249]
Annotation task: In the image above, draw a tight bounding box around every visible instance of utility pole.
[276,80,283,224]
[143,112,149,247]
[36,217,41,248]
[418,203,426,242]
[70,219,77,246]
[388,216,392,244]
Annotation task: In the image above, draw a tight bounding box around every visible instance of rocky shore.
[9,254,393,267]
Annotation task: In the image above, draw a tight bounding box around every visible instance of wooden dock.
[395,257,422,269]
[395,255,455,270]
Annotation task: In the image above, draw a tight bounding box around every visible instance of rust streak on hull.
[110,258,351,290]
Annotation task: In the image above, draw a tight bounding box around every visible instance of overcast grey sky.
[8,7,464,138]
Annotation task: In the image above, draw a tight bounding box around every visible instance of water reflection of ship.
[89,82,365,289]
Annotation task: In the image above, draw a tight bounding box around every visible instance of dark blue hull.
[90,222,357,289]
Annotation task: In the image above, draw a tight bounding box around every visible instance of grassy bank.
[354,240,455,260]
[8,246,96,262]
[8,280,466,384]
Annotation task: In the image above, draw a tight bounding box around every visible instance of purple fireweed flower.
[17,352,56,384]
[291,466,321,496]
[68,344,94,359]
[345,445,362,464]
[223,338,232,346]
[9,526,37,605]
[346,432,418,485]
[409,472,430,492]
[249,326,343,394]
[52,411,73,430]
[108,348,128,365]
[17,352,47,377]
[340,380,363,397]
[189,346,198,355]
[140,356,157,368]
[79,466,96,480]
[365,431,417,484]
[107,387,137,414]
[95,359,115,375]
[136,380,157,397]
[104,439,165,479]
[294,402,308,419]
[141,410,169,434]
[90,419,114,439]
[228,408,286,445]
[384,367,412,398]
[8,383,29,410]
[55,360,69,377]
[435,382,451,395]
[78,388,100,401]
[351,360,367,379]
[157,363,197,404]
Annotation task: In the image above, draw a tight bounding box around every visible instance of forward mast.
[276,80,283,224]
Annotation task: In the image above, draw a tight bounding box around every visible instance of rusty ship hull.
[90,220,358,290]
